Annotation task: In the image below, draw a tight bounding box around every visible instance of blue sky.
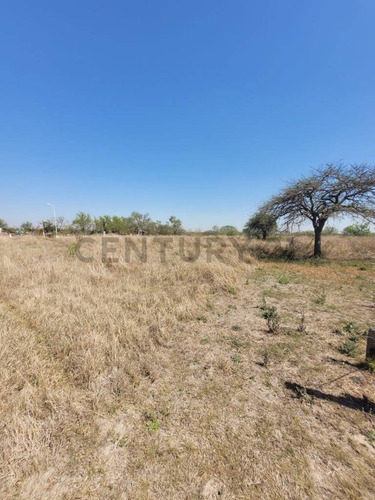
[1,0,375,230]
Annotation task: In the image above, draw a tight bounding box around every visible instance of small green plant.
[348,331,361,343]
[117,436,127,448]
[297,311,306,334]
[197,315,208,323]
[260,295,267,311]
[261,305,280,334]
[364,429,375,445]
[146,419,160,432]
[66,241,79,257]
[338,340,358,357]
[336,322,363,356]
[262,350,270,368]
[294,385,314,404]
[314,287,326,305]
[144,411,160,432]
[227,285,237,295]
[228,336,244,348]
[342,322,363,342]
[143,411,160,432]
[277,274,290,285]
[231,354,242,363]
[200,337,210,344]
[231,324,242,331]
[343,322,358,334]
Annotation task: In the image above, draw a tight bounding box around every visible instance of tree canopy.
[71,212,185,235]
[343,223,371,236]
[219,225,240,236]
[0,219,8,230]
[260,163,375,256]
[20,221,34,232]
[244,212,277,240]
[72,212,94,233]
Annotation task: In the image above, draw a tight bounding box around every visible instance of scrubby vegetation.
[244,211,277,240]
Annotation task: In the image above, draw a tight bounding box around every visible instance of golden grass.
[246,234,375,260]
[0,235,374,499]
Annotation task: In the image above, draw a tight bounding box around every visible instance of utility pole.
[47,203,58,238]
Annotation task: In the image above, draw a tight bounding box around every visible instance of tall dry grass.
[0,235,374,499]
[246,235,375,260]
[0,236,253,498]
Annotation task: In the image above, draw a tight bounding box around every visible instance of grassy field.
[0,235,375,499]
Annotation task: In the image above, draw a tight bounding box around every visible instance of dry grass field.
[1,235,375,499]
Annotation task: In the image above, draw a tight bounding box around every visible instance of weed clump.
[338,340,358,357]
[66,241,79,257]
[231,324,242,331]
[262,350,270,368]
[337,322,363,357]
[297,311,307,334]
[227,336,244,348]
[277,274,291,285]
[226,284,237,295]
[231,354,242,363]
[314,287,326,305]
[144,412,160,432]
[260,299,280,334]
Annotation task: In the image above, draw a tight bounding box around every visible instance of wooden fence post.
[366,328,375,360]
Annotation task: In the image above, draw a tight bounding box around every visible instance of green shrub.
[277,274,291,285]
[343,223,371,236]
[343,322,358,334]
[231,354,242,363]
[314,287,326,305]
[338,340,358,357]
[261,305,280,334]
[66,242,79,257]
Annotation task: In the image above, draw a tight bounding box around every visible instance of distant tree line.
[71,212,185,235]
[1,212,373,240]
[0,213,185,236]
[1,215,243,236]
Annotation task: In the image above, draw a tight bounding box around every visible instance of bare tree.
[261,163,375,257]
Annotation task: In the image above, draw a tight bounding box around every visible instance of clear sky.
[1,0,375,230]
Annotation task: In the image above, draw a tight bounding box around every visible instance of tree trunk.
[314,228,322,258]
